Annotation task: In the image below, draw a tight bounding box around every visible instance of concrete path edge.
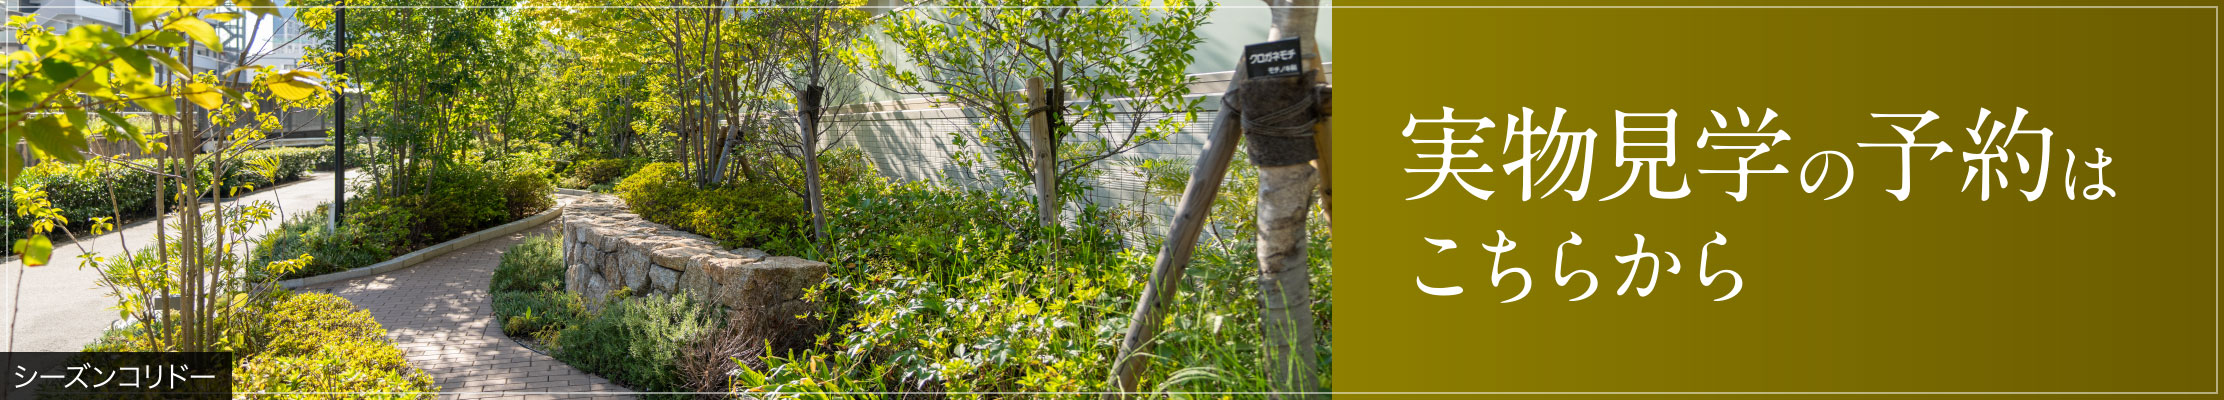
[279,197,571,290]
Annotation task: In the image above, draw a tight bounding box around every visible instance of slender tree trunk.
[799,85,828,250]
[153,81,171,350]
[176,41,199,352]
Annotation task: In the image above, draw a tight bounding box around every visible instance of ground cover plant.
[248,153,556,280]
[84,291,440,397]
[489,234,715,399]
[486,148,1331,396]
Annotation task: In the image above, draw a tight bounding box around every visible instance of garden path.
[302,220,635,399]
[1,168,369,352]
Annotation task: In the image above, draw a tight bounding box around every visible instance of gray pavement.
[0,168,368,351]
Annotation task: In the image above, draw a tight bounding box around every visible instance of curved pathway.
[301,221,634,399]
[2,168,368,351]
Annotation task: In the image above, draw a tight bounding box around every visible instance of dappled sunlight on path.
[305,222,635,400]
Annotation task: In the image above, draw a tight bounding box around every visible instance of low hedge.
[559,158,644,190]
[83,291,437,397]
[614,162,811,252]
[234,292,438,396]
[250,158,555,281]
[548,293,714,396]
[249,204,397,279]
[2,146,340,240]
[490,234,584,339]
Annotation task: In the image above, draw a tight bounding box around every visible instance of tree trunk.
[800,84,828,250]
[1255,163,1317,398]
[177,41,200,352]
[1257,1,1325,397]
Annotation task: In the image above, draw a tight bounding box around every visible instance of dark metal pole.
[330,5,346,227]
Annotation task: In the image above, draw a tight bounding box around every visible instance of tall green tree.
[7,0,332,352]
[296,0,521,200]
[533,0,785,186]
[765,0,872,247]
[872,0,1213,228]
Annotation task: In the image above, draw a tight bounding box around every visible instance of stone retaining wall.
[561,194,827,337]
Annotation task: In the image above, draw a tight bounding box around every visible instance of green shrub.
[229,146,333,189]
[234,292,438,397]
[209,146,337,197]
[493,290,585,338]
[550,293,715,395]
[492,234,565,293]
[396,159,555,245]
[591,149,1331,395]
[414,164,511,241]
[615,162,809,252]
[90,291,439,397]
[560,158,640,190]
[591,155,1152,394]
[250,203,396,280]
[723,157,1330,395]
[496,160,558,220]
[9,160,160,238]
[2,146,338,241]
[252,155,552,281]
[613,162,693,221]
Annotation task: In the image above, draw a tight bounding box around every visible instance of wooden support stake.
[1110,76,1246,397]
[1028,78,1058,228]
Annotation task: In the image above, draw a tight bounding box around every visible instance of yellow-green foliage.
[560,158,640,189]
[233,292,438,398]
[616,162,809,251]
[3,146,334,241]
[721,156,1332,395]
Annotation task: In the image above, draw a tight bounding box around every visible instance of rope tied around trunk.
[1225,85,1319,138]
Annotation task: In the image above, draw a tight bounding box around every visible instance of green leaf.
[110,47,152,75]
[94,109,147,151]
[169,17,220,50]
[135,99,177,116]
[235,0,278,17]
[39,59,79,83]
[69,71,105,92]
[5,90,32,111]
[139,31,188,48]
[147,51,189,77]
[14,235,52,267]
[267,75,326,101]
[0,148,19,185]
[132,0,178,25]
[182,82,222,109]
[22,116,86,163]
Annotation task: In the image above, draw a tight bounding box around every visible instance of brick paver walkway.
[305,222,633,399]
